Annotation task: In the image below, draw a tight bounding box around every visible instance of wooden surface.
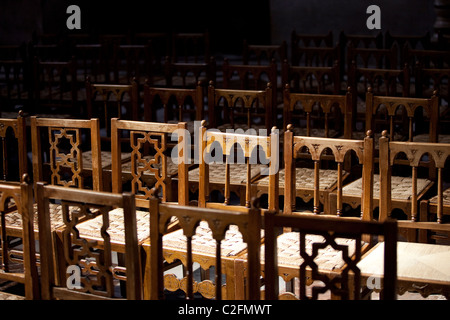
[358,241,450,298]
[359,241,450,283]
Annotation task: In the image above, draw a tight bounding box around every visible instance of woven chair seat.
[429,188,450,206]
[188,163,267,184]
[291,127,339,138]
[217,124,268,132]
[343,174,432,200]
[153,75,206,88]
[76,208,150,243]
[257,167,341,190]
[163,221,257,257]
[413,134,450,143]
[81,151,132,170]
[0,88,30,100]
[5,203,77,232]
[261,231,365,271]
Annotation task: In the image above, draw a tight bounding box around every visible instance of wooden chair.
[348,63,411,133]
[358,137,450,298]
[403,46,450,69]
[281,60,341,95]
[384,31,431,67]
[284,127,374,217]
[379,134,448,242]
[347,43,398,71]
[196,121,279,212]
[73,44,108,85]
[262,128,382,299]
[37,183,141,300]
[221,58,278,108]
[292,46,341,68]
[257,89,354,215]
[339,31,384,49]
[339,32,384,79]
[85,78,139,144]
[365,89,439,145]
[264,212,397,300]
[33,57,79,117]
[163,57,216,89]
[171,31,210,63]
[0,60,32,114]
[149,198,262,300]
[71,118,189,300]
[143,82,204,135]
[291,30,334,48]
[112,44,151,85]
[1,117,103,295]
[282,85,352,140]
[207,81,274,132]
[0,114,36,299]
[291,31,334,66]
[340,131,435,242]
[0,44,27,61]
[242,40,288,66]
[132,32,170,84]
[110,118,189,205]
[0,47,29,111]
[414,65,450,134]
[155,123,277,299]
[0,176,39,299]
[0,112,27,182]
[30,116,103,192]
[29,44,65,62]
[385,31,431,51]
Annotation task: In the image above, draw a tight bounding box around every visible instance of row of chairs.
[0,111,449,299]
[2,30,450,117]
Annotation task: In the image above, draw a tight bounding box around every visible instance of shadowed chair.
[85,78,139,140]
[143,82,204,134]
[33,57,79,117]
[37,183,141,300]
[156,122,278,299]
[256,90,353,215]
[0,177,39,299]
[378,133,445,242]
[4,117,103,279]
[207,81,274,132]
[149,198,262,300]
[281,60,341,95]
[171,32,210,64]
[79,118,189,300]
[222,58,278,108]
[264,211,397,300]
[242,40,287,66]
[260,128,379,299]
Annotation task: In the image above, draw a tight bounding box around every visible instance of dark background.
[0,0,438,52]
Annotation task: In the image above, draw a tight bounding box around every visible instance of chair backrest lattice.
[37,183,141,300]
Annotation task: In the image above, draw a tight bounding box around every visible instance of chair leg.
[141,243,151,300]
[232,258,245,300]
[419,201,429,243]
[52,230,66,287]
